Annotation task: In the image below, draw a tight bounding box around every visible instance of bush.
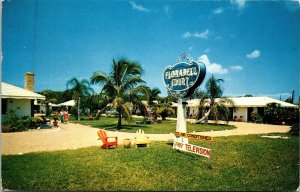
[289,124,299,135]
[263,103,299,125]
[2,112,42,132]
[251,112,263,123]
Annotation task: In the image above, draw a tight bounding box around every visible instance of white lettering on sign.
[164,67,198,79]
[171,77,189,87]
[174,141,212,158]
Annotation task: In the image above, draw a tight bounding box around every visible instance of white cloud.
[182,32,192,38]
[198,55,229,74]
[246,50,261,59]
[231,0,246,9]
[130,1,149,12]
[182,29,210,39]
[194,29,210,39]
[229,65,243,71]
[212,8,224,15]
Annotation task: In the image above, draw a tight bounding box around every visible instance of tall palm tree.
[66,77,94,120]
[205,75,224,108]
[90,58,148,129]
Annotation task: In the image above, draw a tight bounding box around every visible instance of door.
[247,107,254,122]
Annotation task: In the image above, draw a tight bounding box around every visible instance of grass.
[2,133,298,191]
[70,116,236,134]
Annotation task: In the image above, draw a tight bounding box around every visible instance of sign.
[174,141,212,158]
[174,132,213,141]
[163,60,206,97]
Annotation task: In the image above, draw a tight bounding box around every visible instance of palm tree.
[210,97,235,124]
[66,77,94,120]
[205,75,224,108]
[148,88,161,105]
[194,75,234,123]
[90,58,148,129]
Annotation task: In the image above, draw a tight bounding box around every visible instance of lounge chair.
[97,129,118,150]
[135,129,150,148]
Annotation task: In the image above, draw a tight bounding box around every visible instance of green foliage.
[2,112,42,132]
[156,103,175,120]
[289,124,299,135]
[205,75,224,101]
[2,135,298,191]
[263,103,298,125]
[90,58,148,129]
[251,112,263,123]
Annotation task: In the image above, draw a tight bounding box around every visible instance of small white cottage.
[172,96,298,122]
[1,82,45,117]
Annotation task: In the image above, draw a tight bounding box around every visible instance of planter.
[53,120,58,126]
[123,139,131,148]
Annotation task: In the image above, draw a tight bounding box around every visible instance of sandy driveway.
[1,121,290,155]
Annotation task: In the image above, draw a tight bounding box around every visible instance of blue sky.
[3,0,300,100]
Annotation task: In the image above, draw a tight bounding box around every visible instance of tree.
[205,75,224,108]
[209,97,234,123]
[91,58,148,129]
[285,90,295,104]
[156,103,175,120]
[195,75,234,123]
[39,90,59,116]
[66,77,94,120]
[148,87,161,106]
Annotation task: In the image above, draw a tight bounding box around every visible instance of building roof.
[226,96,297,108]
[1,82,45,100]
[172,96,298,108]
[57,100,75,106]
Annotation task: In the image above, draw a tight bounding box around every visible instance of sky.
[2,0,300,101]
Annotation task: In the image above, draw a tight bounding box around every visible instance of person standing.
[60,109,65,123]
[64,109,69,124]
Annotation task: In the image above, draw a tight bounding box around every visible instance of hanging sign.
[174,132,213,141]
[174,141,212,158]
[163,60,206,97]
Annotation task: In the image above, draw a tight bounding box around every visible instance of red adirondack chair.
[97,129,118,150]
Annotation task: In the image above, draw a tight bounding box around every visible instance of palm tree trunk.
[78,97,80,120]
[117,106,122,129]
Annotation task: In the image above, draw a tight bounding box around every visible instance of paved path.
[1,120,290,155]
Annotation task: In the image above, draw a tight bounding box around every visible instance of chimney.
[24,72,34,92]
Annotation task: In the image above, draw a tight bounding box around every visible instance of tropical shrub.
[263,103,298,125]
[156,103,175,120]
[289,124,299,135]
[2,112,42,132]
[251,112,263,123]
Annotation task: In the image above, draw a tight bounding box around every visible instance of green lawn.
[2,134,298,191]
[70,116,236,133]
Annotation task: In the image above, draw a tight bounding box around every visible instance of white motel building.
[172,96,298,122]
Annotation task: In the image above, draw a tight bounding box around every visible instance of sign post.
[163,53,209,157]
[173,97,188,147]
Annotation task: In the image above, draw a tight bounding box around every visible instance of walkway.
[1,120,290,155]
